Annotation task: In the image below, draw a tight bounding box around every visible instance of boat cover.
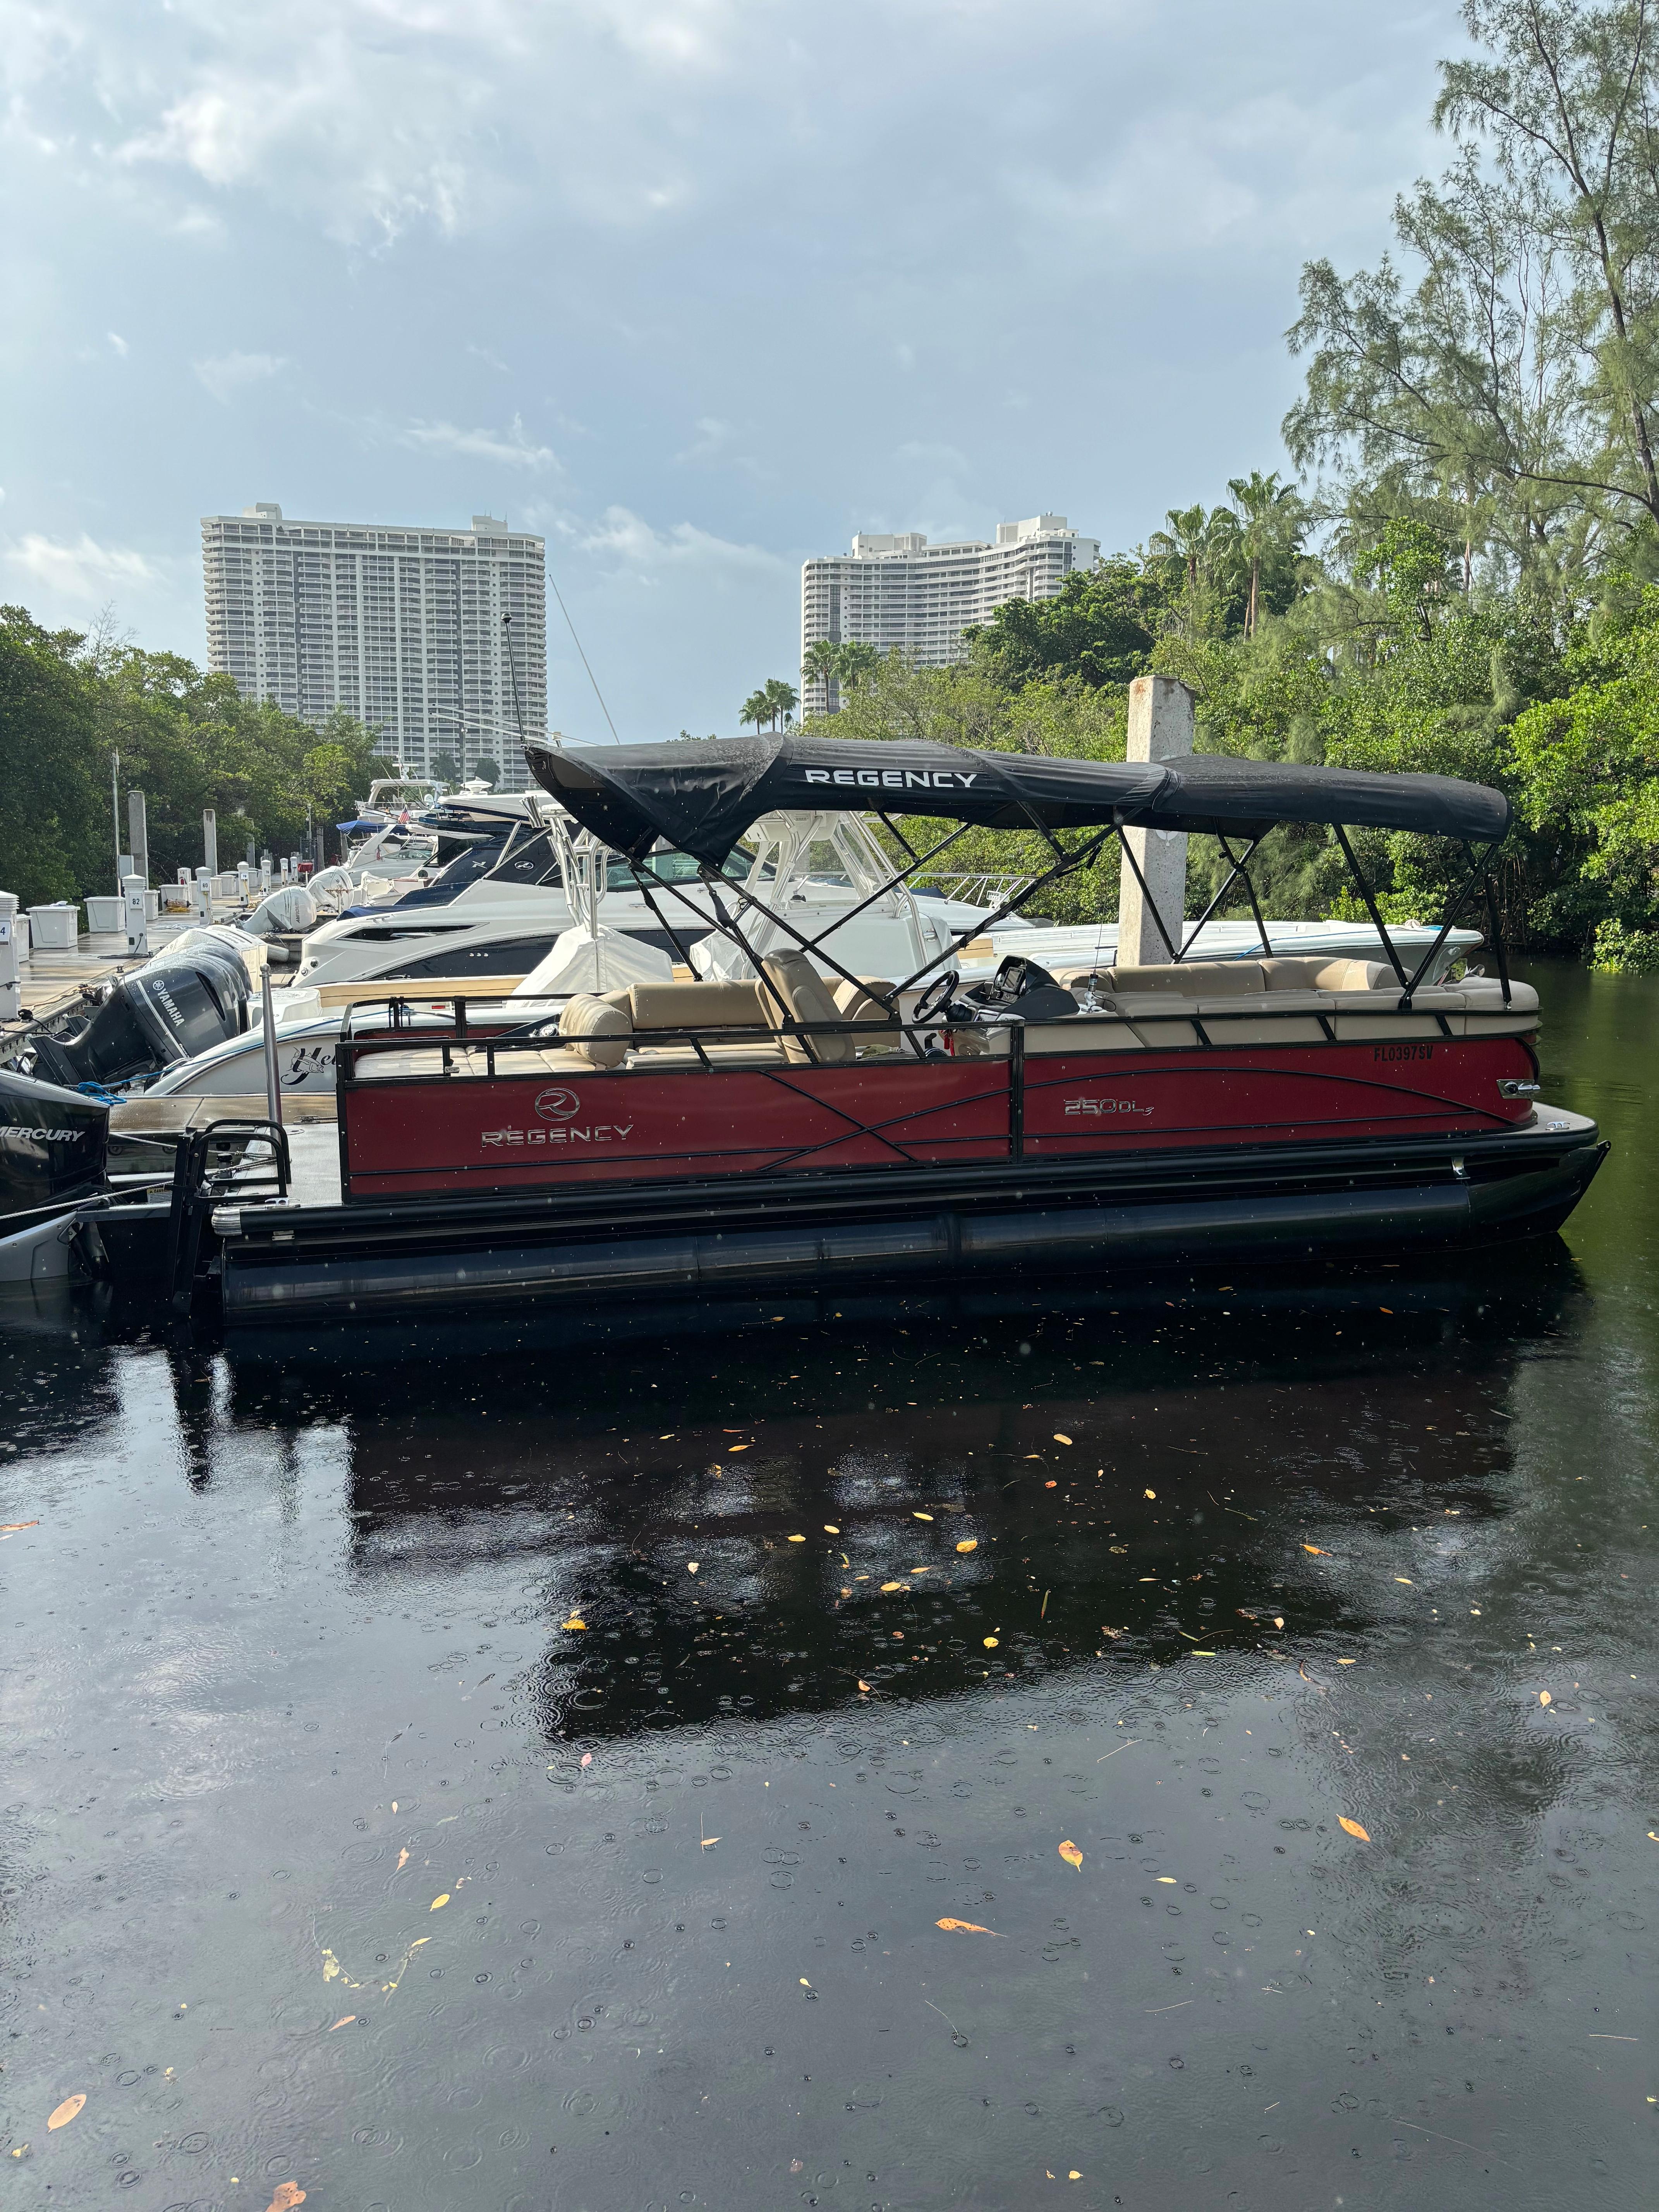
[526,734,1510,864]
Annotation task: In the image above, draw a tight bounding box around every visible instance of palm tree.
[802,639,842,713]
[1148,504,1243,637]
[763,677,799,730]
[1226,472,1307,638]
[739,689,771,733]
[835,641,878,693]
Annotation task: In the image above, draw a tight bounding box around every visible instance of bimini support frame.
[526,735,1518,1010]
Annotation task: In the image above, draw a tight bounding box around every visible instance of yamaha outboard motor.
[0,1068,108,1232]
[29,958,246,1089]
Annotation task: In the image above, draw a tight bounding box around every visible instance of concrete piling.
[1118,675,1195,967]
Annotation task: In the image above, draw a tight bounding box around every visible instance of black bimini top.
[526,733,1510,865]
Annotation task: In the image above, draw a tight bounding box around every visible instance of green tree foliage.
[967,558,1170,687]
[0,608,108,907]
[740,680,799,732]
[0,605,389,905]
[800,639,879,710]
[1509,583,1659,953]
[1285,0,1659,600]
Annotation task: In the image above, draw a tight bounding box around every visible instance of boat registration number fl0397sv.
[1374,1041,1435,1061]
[1064,1096,1154,1118]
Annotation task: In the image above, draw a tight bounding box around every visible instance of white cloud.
[3,532,163,599]
[193,350,286,403]
[571,503,783,572]
[896,440,968,471]
[106,331,127,356]
[674,415,733,463]
[397,413,557,470]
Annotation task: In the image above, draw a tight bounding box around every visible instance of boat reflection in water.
[217,1253,1588,1746]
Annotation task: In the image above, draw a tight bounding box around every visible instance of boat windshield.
[605,846,760,890]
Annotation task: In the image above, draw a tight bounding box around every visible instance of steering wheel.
[912,970,960,1027]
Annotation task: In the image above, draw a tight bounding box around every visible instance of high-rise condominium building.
[800,514,1099,712]
[201,503,548,788]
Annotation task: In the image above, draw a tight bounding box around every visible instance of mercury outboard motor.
[0,1068,108,1231]
[29,958,246,1089]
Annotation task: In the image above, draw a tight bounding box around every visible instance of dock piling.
[1118,675,1195,966]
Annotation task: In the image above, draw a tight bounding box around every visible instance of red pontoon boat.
[201,735,1604,1321]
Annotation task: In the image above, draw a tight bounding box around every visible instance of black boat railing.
[164,1118,291,1309]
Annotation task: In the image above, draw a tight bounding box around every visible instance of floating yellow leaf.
[824,1524,840,1534]
[956,1538,978,1553]
[912,1511,933,1521]
[687,1562,699,1574]
[562,1616,586,1630]
[1302,1544,1327,1555]
[46,2095,84,2131]
[1058,1839,1083,1869]
[936,1917,1003,1936]
[429,1893,450,1911]
[1069,2172,1082,2181]
[1053,1434,1072,1445]
[1338,1817,1371,1842]
[983,1636,999,1649]
[1144,1488,1156,1500]
[701,1836,720,1848]
[266,2187,307,2212]
[787,1534,805,1543]
[857,1679,872,1692]
[327,2015,356,2032]
[881,1580,905,1592]
[1394,1577,1414,1585]
[1336,1657,1356,1665]
[396,1847,409,1870]
[0,1521,39,1534]
[1156,1876,1176,1884]
[1539,1690,1552,1705]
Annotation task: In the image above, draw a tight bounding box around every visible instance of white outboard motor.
[305,866,357,917]
[241,884,320,938]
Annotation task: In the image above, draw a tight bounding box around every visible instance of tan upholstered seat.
[560,992,632,1068]
[627,979,768,1032]
[1060,956,1403,1001]
[831,976,903,1054]
[761,952,854,1065]
[1114,960,1266,997]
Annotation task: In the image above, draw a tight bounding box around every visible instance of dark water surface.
[3,958,1657,2210]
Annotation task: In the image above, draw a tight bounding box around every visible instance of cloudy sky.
[1,0,1462,741]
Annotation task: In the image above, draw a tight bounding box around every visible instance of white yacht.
[292,807,997,991]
